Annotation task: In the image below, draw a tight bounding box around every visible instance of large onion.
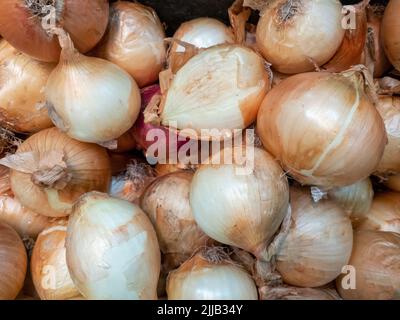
[0,40,53,133]
[337,230,400,300]
[0,222,27,299]
[382,0,400,71]
[257,70,387,188]
[0,0,109,62]
[95,1,166,88]
[66,192,161,300]
[255,0,345,74]
[276,187,353,288]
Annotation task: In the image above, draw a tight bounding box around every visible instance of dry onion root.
[0,222,28,300]
[0,128,111,218]
[382,0,400,71]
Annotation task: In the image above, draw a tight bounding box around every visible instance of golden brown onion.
[382,0,400,71]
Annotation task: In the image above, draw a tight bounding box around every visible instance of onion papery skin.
[66,192,161,300]
[328,178,374,227]
[0,0,109,62]
[382,0,400,71]
[357,192,400,234]
[95,1,166,88]
[159,45,270,139]
[9,128,111,218]
[0,40,54,133]
[276,187,353,288]
[375,95,400,174]
[166,252,258,300]
[337,230,400,300]
[0,222,27,300]
[385,174,400,192]
[31,223,81,300]
[256,0,345,74]
[190,146,289,256]
[257,71,387,188]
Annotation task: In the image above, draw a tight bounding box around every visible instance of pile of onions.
[375,95,400,174]
[0,222,27,299]
[141,171,213,270]
[31,221,81,300]
[0,40,53,133]
[95,1,166,88]
[337,230,400,300]
[0,0,109,62]
[66,192,161,300]
[259,285,340,300]
[257,69,387,188]
[382,0,400,71]
[148,45,270,140]
[45,30,141,144]
[384,174,400,192]
[275,187,353,287]
[328,178,374,226]
[166,248,258,300]
[254,0,345,74]
[357,192,400,234]
[190,146,289,262]
[0,128,111,217]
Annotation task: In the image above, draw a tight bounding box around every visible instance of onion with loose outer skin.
[0,40,53,133]
[0,222,27,299]
[385,174,400,192]
[31,221,81,300]
[95,1,166,88]
[66,192,161,300]
[0,0,109,62]
[382,0,400,71]
[167,248,258,300]
[337,230,400,300]
[45,30,141,144]
[0,128,111,218]
[357,192,400,234]
[257,69,387,188]
[255,0,345,74]
[276,187,353,288]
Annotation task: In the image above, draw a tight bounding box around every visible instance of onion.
[255,0,345,74]
[337,230,400,300]
[0,0,109,62]
[385,173,400,192]
[0,40,53,133]
[0,222,27,299]
[259,285,340,300]
[357,192,400,234]
[276,187,353,288]
[155,163,197,177]
[190,146,289,261]
[375,95,400,175]
[166,248,258,300]
[141,171,213,269]
[0,165,11,196]
[257,69,387,188]
[147,45,270,140]
[0,128,111,218]
[328,178,374,227]
[382,0,400,71]
[95,1,166,88]
[31,222,81,300]
[45,30,141,144]
[66,192,161,300]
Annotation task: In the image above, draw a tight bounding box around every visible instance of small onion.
[0,40,53,133]
[0,222,27,299]
[31,222,81,300]
[190,146,289,260]
[382,0,400,71]
[357,192,400,234]
[385,174,400,192]
[95,1,166,88]
[66,192,161,300]
[0,0,109,62]
[255,0,345,74]
[167,248,258,300]
[276,187,353,288]
[45,30,141,144]
[0,128,111,218]
[257,70,387,188]
[337,230,400,300]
